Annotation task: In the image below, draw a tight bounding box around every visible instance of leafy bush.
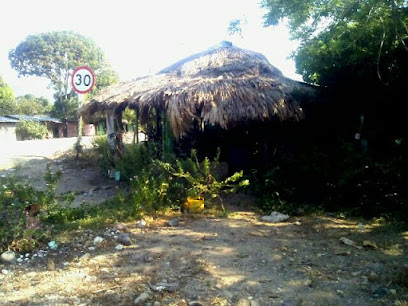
[116,143,156,181]
[92,135,114,176]
[158,149,249,211]
[16,120,48,140]
[254,141,408,219]
[0,165,65,252]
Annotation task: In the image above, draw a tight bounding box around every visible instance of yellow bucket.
[184,196,205,213]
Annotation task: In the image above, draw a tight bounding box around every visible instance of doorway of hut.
[174,118,283,175]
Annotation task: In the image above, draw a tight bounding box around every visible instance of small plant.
[159,149,249,211]
[15,120,48,140]
[92,135,114,176]
[0,165,67,253]
[128,168,172,214]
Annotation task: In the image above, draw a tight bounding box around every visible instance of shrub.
[0,165,64,252]
[116,143,156,181]
[158,149,249,211]
[253,141,408,219]
[16,120,48,140]
[92,135,114,176]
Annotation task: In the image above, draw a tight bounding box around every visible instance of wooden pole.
[135,107,139,144]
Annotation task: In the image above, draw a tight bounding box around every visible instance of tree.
[260,0,408,86]
[15,120,47,140]
[258,0,408,154]
[9,31,118,119]
[15,94,50,115]
[0,77,16,116]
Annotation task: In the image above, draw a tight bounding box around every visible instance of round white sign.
[71,66,95,94]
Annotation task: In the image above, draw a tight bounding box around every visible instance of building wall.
[0,123,17,142]
[83,124,95,136]
[66,122,78,137]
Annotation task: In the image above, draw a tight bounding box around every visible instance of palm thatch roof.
[81,41,315,135]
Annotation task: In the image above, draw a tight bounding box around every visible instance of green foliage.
[15,120,48,140]
[0,166,64,252]
[116,143,155,181]
[90,67,119,97]
[261,0,408,86]
[51,95,79,120]
[158,149,249,211]
[92,135,114,175]
[128,168,174,214]
[9,31,118,119]
[254,141,408,219]
[0,76,16,115]
[15,94,50,115]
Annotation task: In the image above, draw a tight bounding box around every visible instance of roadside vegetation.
[0,139,249,253]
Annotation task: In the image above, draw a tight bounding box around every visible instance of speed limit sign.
[71,66,95,94]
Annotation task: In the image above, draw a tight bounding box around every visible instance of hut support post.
[162,110,173,158]
[106,110,115,149]
[134,108,139,144]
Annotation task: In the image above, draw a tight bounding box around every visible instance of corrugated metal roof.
[5,115,62,123]
[0,116,19,123]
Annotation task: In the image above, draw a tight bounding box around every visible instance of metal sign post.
[71,66,95,136]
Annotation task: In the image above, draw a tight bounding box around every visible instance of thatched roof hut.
[81,41,315,136]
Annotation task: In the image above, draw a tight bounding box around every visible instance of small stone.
[63,262,69,266]
[144,256,154,263]
[236,299,251,306]
[136,220,147,228]
[88,246,96,251]
[389,289,397,295]
[363,240,378,249]
[47,259,55,271]
[1,269,9,275]
[1,251,16,263]
[250,300,260,306]
[188,302,203,306]
[222,290,234,299]
[17,258,23,263]
[351,271,361,277]
[115,244,123,251]
[93,236,104,245]
[80,253,91,261]
[134,292,150,305]
[336,290,345,296]
[118,234,132,246]
[372,287,388,298]
[168,218,180,227]
[153,302,161,306]
[369,272,380,282]
[25,253,30,258]
[294,221,302,226]
[261,211,290,223]
[115,223,129,232]
[83,240,92,248]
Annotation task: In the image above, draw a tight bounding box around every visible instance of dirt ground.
[1,153,408,305]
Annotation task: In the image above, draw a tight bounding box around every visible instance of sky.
[0,0,300,102]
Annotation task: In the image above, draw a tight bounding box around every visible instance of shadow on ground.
[1,208,407,305]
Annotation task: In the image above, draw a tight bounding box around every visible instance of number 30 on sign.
[71,66,95,94]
